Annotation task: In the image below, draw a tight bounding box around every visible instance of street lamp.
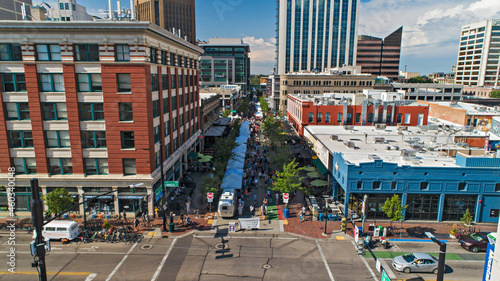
[425,232,447,281]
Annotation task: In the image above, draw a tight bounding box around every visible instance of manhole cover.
[215,243,229,250]
[140,244,154,250]
[262,264,272,269]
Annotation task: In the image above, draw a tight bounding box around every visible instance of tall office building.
[356,27,403,81]
[276,0,360,75]
[135,0,196,44]
[34,0,93,21]
[199,38,251,94]
[0,0,32,20]
[455,20,500,87]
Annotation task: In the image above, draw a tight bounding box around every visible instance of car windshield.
[402,254,416,263]
[469,233,483,242]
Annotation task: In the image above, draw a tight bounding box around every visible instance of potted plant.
[450,224,458,239]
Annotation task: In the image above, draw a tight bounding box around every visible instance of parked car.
[458,232,490,253]
[392,253,439,274]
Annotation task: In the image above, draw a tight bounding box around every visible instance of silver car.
[392,253,439,274]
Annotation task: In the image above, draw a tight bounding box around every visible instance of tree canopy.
[490,90,500,98]
[271,159,304,194]
[408,76,434,83]
[44,188,74,216]
[381,194,407,226]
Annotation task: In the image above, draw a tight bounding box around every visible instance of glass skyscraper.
[276,0,359,74]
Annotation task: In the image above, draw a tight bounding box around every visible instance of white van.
[218,189,236,218]
[33,220,80,241]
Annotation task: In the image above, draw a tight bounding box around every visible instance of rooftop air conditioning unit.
[368,154,381,160]
[344,141,355,148]
[330,135,339,141]
[374,137,385,144]
[401,149,417,158]
[375,124,387,130]
[343,125,354,131]
[398,126,408,131]
[464,126,474,132]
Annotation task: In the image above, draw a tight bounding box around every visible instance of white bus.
[218,189,237,218]
[34,220,80,241]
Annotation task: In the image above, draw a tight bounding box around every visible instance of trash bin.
[168,223,175,233]
[284,208,290,219]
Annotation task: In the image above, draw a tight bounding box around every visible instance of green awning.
[188,151,198,160]
[312,158,328,175]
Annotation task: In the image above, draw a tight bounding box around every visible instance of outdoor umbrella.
[198,157,212,163]
[307,172,322,178]
[310,180,329,186]
[303,166,317,172]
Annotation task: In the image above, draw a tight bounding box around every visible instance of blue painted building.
[305,125,500,223]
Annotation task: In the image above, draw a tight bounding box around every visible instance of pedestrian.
[186,201,190,214]
[276,193,279,204]
[179,212,185,225]
[134,217,139,231]
[169,212,174,224]
[253,194,257,202]
[238,204,243,217]
[261,205,265,218]
[123,209,127,222]
[299,210,304,222]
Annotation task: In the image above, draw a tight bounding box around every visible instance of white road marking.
[151,237,178,281]
[316,241,335,281]
[85,273,97,281]
[105,242,138,281]
[351,241,379,281]
[279,220,284,232]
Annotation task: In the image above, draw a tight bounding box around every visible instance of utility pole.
[426,232,447,281]
[30,179,47,281]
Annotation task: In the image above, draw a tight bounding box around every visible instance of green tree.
[223,109,231,117]
[201,175,222,197]
[250,75,261,85]
[262,115,287,147]
[490,90,500,98]
[381,194,407,227]
[43,188,73,216]
[259,96,269,114]
[461,208,474,233]
[271,159,304,197]
[269,146,292,172]
[408,76,434,83]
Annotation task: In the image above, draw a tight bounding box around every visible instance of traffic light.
[341,218,347,233]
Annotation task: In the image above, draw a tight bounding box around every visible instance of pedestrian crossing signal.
[341,218,347,232]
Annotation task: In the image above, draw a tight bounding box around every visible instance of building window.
[161,51,167,65]
[367,113,374,124]
[42,103,67,120]
[80,103,104,121]
[115,44,130,61]
[72,3,76,11]
[121,131,135,149]
[173,117,177,131]
[82,131,106,148]
[36,44,61,61]
[171,95,177,111]
[155,150,161,168]
[163,97,169,114]
[495,183,500,192]
[373,181,381,190]
[49,158,72,175]
[46,131,70,148]
[162,74,168,90]
[337,113,343,123]
[317,113,323,123]
[177,55,182,67]
[420,182,429,190]
[165,143,170,159]
[0,44,22,61]
[404,113,411,124]
[77,74,102,92]
[150,47,157,63]
[39,74,64,92]
[458,182,467,191]
[170,53,175,66]
[391,182,397,190]
[397,113,403,124]
[12,158,36,174]
[152,100,160,118]
[64,3,69,9]
[9,131,33,148]
[1,73,26,92]
[5,103,29,120]
[325,113,331,123]
[355,113,361,123]
[164,121,169,136]
[151,74,158,91]
[74,44,99,61]
[154,126,160,143]
[171,74,176,88]
[179,114,183,126]
[308,113,313,123]
[119,102,133,121]
[173,137,178,151]
[85,158,109,175]
[357,181,362,189]
[123,159,136,175]
[116,73,132,92]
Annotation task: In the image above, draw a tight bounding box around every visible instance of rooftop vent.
[374,137,386,144]
[343,125,354,131]
[344,141,355,148]
[401,149,417,158]
[464,126,474,132]
[330,135,339,141]
[368,154,381,160]
[411,143,424,151]
[398,126,408,131]
[375,124,387,130]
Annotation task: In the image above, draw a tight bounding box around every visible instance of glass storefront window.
[406,194,439,220]
[366,194,392,219]
[443,195,476,221]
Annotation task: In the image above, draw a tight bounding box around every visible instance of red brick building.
[0,21,202,216]
[288,94,429,137]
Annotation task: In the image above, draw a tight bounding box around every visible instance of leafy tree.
[201,175,222,197]
[43,188,73,216]
[223,109,231,117]
[262,115,287,147]
[490,90,500,98]
[271,159,304,197]
[381,194,407,227]
[237,97,250,114]
[269,146,292,172]
[250,75,261,85]
[259,96,269,114]
[408,76,434,83]
[461,208,474,234]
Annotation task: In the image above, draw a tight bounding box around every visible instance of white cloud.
[242,36,276,74]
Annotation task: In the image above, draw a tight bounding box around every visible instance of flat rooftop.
[430,102,500,116]
[305,125,489,167]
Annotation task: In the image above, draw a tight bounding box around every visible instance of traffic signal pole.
[30,179,47,281]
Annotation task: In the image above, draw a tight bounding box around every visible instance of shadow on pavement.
[406,226,436,238]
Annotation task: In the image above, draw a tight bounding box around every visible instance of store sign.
[482,243,495,281]
[155,187,163,202]
[164,181,179,187]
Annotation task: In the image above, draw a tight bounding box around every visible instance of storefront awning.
[312,158,328,175]
[118,195,146,200]
[204,126,226,137]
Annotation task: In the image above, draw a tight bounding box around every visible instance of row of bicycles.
[80,226,143,244]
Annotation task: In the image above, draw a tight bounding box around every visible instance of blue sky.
[35,0,500,75]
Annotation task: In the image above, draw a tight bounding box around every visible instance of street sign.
[283,193,289,204]
[207,192,214,203]
[376,259,381,273]
[164,181,179,187]
[229,222,236,233]
[381,269,390,281]
[155,186,163,202]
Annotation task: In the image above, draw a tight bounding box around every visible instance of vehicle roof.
[412,253,435,259]
[44,220,78,226]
